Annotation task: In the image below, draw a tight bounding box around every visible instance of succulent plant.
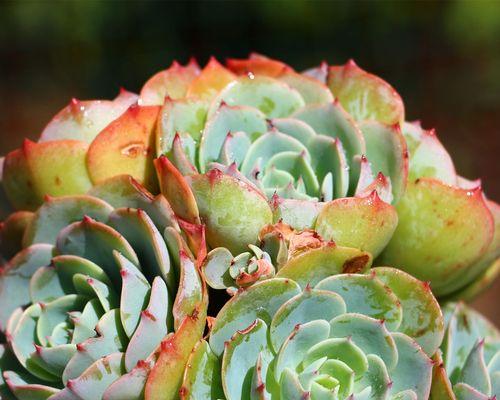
[431,302,499,400]
[143,54,498,299]
[181,260,444,399]
[0,176,207,399]
[151,56,402,259]
[1,54,498,297]
[1,53,499,399]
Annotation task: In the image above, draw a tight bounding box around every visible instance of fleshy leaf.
[315,273,402,331]
[88,174,179,233]
[3,140,92,210]
[103,354,157,400]
[56,217,139,287]
[186,57,236,100]
[156,97,208,156]
[180,340,223,400]
[221,319,269,400]
[87,105,160,192]
[240,129,309,178]
[379,178,494,296]
[201,247,236,289]
[145,296,207,400]
[155,156,200,224]
[315,191,398,258]
[36,294,88,347]
[115,252,151,338]
[23,195,113,246]
[62,309,127,384]
[292,101,365,192]
[389,333,433,400]
[270,197,325,230]
[0,244,53,331]
[199,103,267,171]
[331,313,397,369]
[327,60,405,125]
[402,122,456,185]
[125,277,170,372]
[9,303,59,381]
[188,169,273,254]
[140,59,200,106]
[56,352,125,400]
[278,71,333,105]
[453,383,489,400]
[173,252,203,329]
[429,350,455,400]
[373,267,444,356]
[2,147,39,210]
[208,75,305,119]
[441,199,500,302]
[276,244,372,289]
[359,121,408,203]
[269,118,316,146]
[209,278,301,356]
[0,211,33,262]
[3,369,60,400]
[39,90,138,143]
[307,134,349,199]
[108,207,175,291]
[226,54,292,77]
[459,340,491,396]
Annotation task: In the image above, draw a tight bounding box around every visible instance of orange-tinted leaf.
[39,89,138,143]
[87,105,160,192]
[226,53,293,77]
[186,57,236,100]
[140,60,200,106]
[154,156,200,224]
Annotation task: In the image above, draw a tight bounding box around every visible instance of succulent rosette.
[143,54,498,299]
[180,259,444,399]
[1,54,498,297]
[0,176,207,399]
[151,56,403,258]
[431,302,499,400]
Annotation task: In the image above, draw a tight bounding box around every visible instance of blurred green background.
[0,0,499,322]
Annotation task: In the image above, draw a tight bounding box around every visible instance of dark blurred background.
[0,0,499,323]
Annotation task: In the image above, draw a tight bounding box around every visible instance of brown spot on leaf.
[342,255,370,273]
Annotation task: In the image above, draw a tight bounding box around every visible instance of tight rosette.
[180,256,444,400]
[145,54,498,299]
[0,176,207,400]
[151,56,403,260]
[202,221,330,293]
[431,302,499,400]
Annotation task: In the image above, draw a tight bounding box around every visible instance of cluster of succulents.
[0,54,498,399]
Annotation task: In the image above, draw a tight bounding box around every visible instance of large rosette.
[0,176,207,399]
[180,262,444,399]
